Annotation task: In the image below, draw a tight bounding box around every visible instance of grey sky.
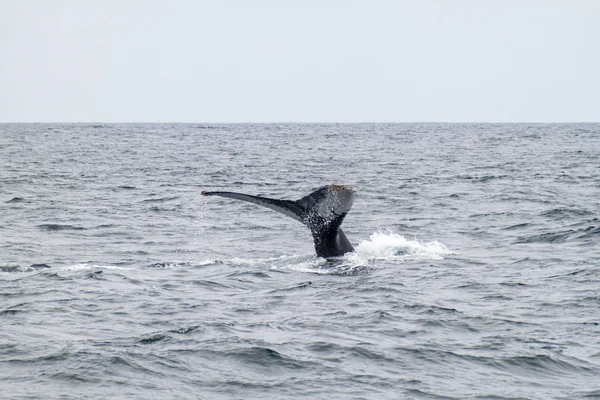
[1,1,599,122]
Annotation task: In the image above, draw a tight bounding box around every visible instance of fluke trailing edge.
[201,185,356,258]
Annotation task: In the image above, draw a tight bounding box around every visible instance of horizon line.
[1,121,598,124]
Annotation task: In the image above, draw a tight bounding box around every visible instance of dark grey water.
[1,123,599,399]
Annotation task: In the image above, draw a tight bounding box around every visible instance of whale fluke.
[202,185,356,258]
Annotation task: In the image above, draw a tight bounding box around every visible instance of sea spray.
[354,230,453,261]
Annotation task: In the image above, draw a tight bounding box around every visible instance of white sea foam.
[196,259,216,266]
[266,231,452,274]
[59,263,131,271]
[352,230,453,261]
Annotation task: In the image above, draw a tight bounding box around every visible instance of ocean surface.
[1,123,599,400]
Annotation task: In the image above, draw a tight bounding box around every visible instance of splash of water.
[353,230,452,261]
[266,231,453,274]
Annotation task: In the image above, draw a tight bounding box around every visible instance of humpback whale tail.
[201,185,356,258]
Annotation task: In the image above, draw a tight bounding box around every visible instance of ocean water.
[1,123,599,399]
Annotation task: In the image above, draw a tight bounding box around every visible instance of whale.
[201,184,356,258]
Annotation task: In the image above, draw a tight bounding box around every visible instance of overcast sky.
[1,1,599,123]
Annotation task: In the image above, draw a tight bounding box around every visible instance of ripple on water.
[2,123,600,399]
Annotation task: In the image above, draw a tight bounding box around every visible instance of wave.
[38,224,86,231]
[54,263,131,272]
[225,347,310,370]
[515,226,600,244]
[145,260,216,269]
[0,263,52,273]
[456,174,510,183]
[141,196,180,203]
[540,207,593,218]
[6,197,27,203]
